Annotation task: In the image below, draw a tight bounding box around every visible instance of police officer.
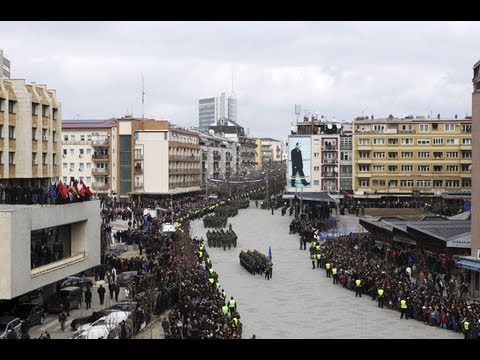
[400,297,408,319]
[377,286,384,308]
[228,296,237,315]
[325,262,331,277]
[463,318,471,339]
[355,278,362,297]
[332,265,338,284]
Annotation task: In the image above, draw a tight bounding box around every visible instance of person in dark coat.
[108,282,115,300]
[97,285,106,305]
[84,288,92,309]
[114,283,120,302]
[290,142,310,187]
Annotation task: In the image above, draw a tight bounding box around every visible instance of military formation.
[239,250,273,279]
[206,229,238,249]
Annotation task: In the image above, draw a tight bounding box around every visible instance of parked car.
[74,311,130,339]
[0,315,22,339]
[115,271,138,287]
[45,286,83,313]
[11,303,45,326]
[70,309,118,331]
[58,276,93,291]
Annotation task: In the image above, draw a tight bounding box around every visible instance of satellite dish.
[334,167,338,172]
[327,123,333,129]
[208,129,215,135]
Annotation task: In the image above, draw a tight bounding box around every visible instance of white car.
[75,311,130,339]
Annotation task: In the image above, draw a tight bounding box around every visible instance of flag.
[77,180,85,197]
[268,246,272,261]
[49,183,58,204]
[58,180,69,199]
[80,179,93,197]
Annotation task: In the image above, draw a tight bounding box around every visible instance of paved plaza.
[189,202,463,339]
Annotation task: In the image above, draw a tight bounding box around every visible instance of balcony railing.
[169,169,200,174]
[213,155,221,161]
[93,168,109,175]
[322,146,338,151]
[134,183,143,189]
[322,159,338,164]
[134,154,144,160]
[323,172,338,178]
[92,154,109,160]
[169,155,201,161]
[31,251,86,278]
[134,168,144,174]
[92,182,109,190]
[169,181,201,188]
[92,139,109,146]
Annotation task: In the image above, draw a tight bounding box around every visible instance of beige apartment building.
[61,119,117,196]
[352,116,472,199]
[0,78,61,185]
[116,117,201,200]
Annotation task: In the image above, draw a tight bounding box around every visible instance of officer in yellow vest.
[332,265,338,284]
[228,296,237,315]
[221,304,229,316]
[310,253,316,269]
[400,297,408,319]
[325,262,331,278]
[463,318,471,339]
[377,286,385,308]
[221,289,226,301]
[316,253,321,269]
[355,278,362,297]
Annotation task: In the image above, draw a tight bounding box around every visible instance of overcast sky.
[1,21,479,141]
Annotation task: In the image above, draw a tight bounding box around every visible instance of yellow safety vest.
[222,305,229,315]
[332,268,337,275]
[310,254,316,260]
[355,279,361,287]
[378,289,384,297]
[316,253,321,260]
[400,299,407,309]
[232,317,238,326]
[326,263,331,269]
[208,278,215,284]
[464,321,470,331]
[228,299,236,308]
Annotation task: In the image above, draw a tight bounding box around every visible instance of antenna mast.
[141,73,145,120]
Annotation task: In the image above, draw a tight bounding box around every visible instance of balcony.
[92,154,109,162]
[92,168,109,176]
[134,167,143,175]
[8,138,16,150]
[8,113,17,126]
[398,130,416,134]
[202,153,208,161]
[32,165,38,177]
[322,158,338,164]
[31,115,38,127]
[169,168,200,175]
[323,172,338,178]
[8,164,15,177]
[42,142,48,152]
[169,155,201,162]
[169,181,201,188]
[357,145,372,151]
[42,116,49,128]
[92,182,109,191]
[322,145,338,151]
[92,139,109,147]
[340,144,352,150]
[134,154,144,160]
[0,111,4,124]
[213,154,221,161]
[134,182,143,189]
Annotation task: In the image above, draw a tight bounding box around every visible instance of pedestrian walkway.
[189,202,462,339]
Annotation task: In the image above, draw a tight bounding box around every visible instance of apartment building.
[352,115,472,198]
[0,79,61,185]
[198,131,237,185]
[61,119,117,196]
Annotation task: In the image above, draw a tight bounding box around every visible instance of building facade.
[115,118,202,200]
[61,119,117,196]
[471,61,480,258]
[198,92,237,133]
[0,50,10,79]
[0,200,100,300]
[0,79,61,185]
[255,138,283,169]
[198,132,237,186]
[287,116,350,196]
[351,116,472,199]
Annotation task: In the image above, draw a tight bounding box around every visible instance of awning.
[456,258,480,272]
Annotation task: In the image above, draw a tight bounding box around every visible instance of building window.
[358,151,370,158]
[418,165,430,172]
[32,103,39,116]
[52,153,57,165]
[64,135,69,141]
[87,135,92,142]
[8,152,15,165]
[444,123,455,131]
[8,126,15,139]
[462,179,471,188]
[8,100,16,114]
[86,149,91,155]
[373,152,385,158]
[419,124,429,132]
[340,152,349,161]
[32,152,37,165]
[373,165,385,172]
[63,163,67,169]
[433,152,443,159]
[388,152,398,159]
[86,163,91,169]
[86,176,91,183]
[401,165,413,172]
[0,125,3,138]
[462,150,472,158]
[52,131,56,143]
[42,129,48,141]
[433,180,442,187]
[70,162,74,170]
[463,138,472,145]
[462,164,470,172]
[432,138,443,145]
[373,138,385,145]
[401,138,413,145]
[70,149,74,155]
[388,180,397,187]
[433,165,443,172]
[359,178,370,187]
[388,138,398,145]
[462,125,472,133]
[359,165,370,172]
[80,135,85,141]
[400,180,414,187]
[417,139,430,145]
[314,152,319,158]
[32,128,37,140]
[446,165,458,172]
[313,166,320,171]
[42,105,49,117]
[388,165,397,172]
[418,152,430,158]
[445,180,460,187]
[63,149,67,156]
[0,98,4,112]
[401,152,413,158]
[358,138,369,145]
[79,148,84,156]
[446,138,457,145]
[373,124,384,132]
[416,180,431,187]
[53,108,58,120]
[71,135,75,142]
[42,152,47,165]
[446,152,458,158]
[313,180,319,186]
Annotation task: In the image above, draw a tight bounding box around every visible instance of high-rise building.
[0,50,10,79]
[198,92,237,133]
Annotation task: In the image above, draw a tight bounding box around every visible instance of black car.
[12,303,45,326]
[115,271,138,287]
[45,286,83,313]
[58,276,93,291]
